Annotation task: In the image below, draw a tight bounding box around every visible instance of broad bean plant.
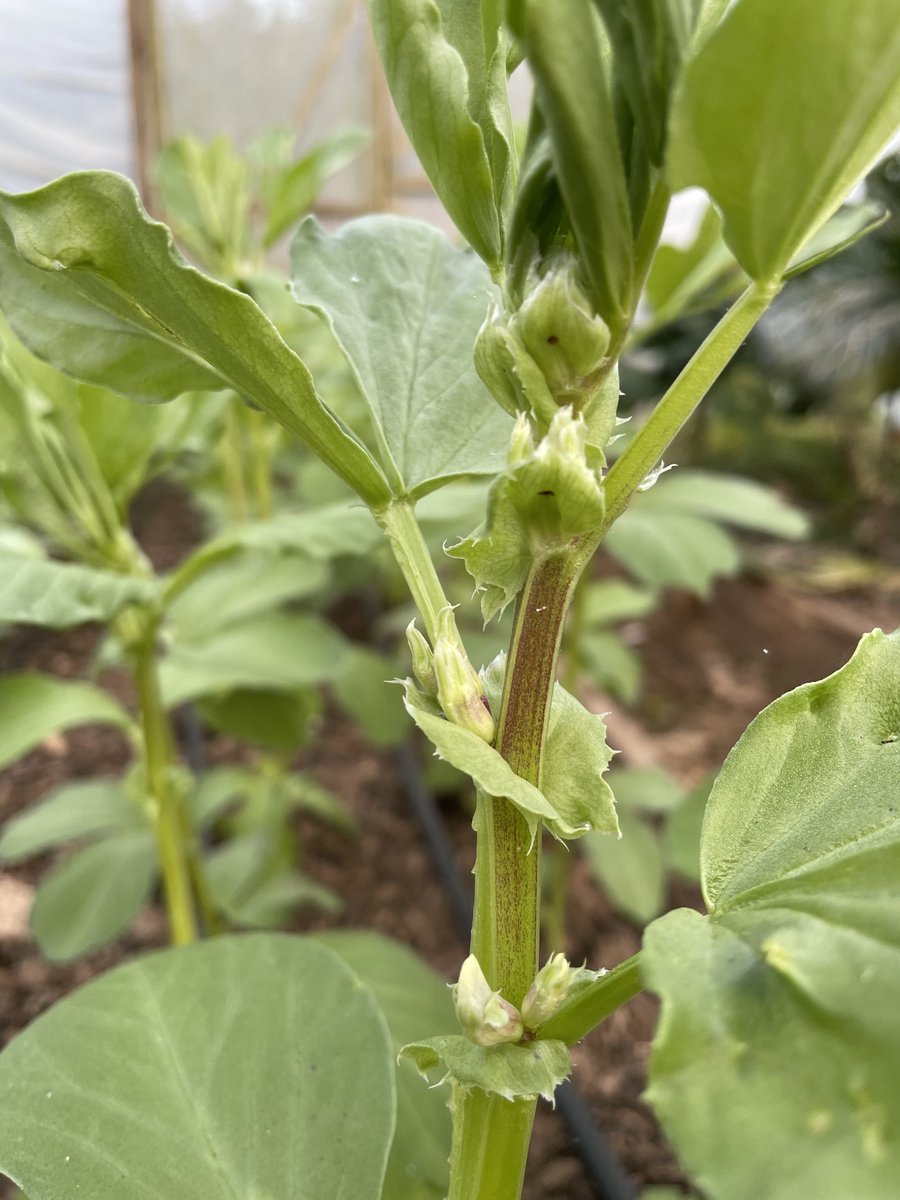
[0,2,899,1199]
[0,327,379,956]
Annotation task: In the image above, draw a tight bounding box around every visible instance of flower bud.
[454,954,524,1047]
[521,953,578,1028]
[433,616,495,743]
[513,256,611,401]
[474,302,558,425]
[405,620,437,696]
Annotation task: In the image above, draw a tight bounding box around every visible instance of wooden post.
[127,0,166,209]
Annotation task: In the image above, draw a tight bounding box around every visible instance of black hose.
[393,738,637,1200]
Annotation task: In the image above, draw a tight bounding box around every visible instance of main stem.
[132,634,198,945]
[454,552,584,1200]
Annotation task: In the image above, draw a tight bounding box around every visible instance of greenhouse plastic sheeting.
[0,0,134,192]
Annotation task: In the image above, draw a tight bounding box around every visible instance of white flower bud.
[521,953,578,1028]
[454,955,524,1047]
[433,610,495,743]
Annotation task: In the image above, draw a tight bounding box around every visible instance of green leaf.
[292,215,510,497]
[0,935,396,1199]
[159,611,349,706]
[639,470,810,538]
[0,779,140,864]
[605,508,740,596]
[593,0,730,166]
[31,832,157,962]
[537,672,618,838]
[316,931,457,1200]
[0,554,158,629]
[0,673,130,770]
[188,766,252,828]
[0,523,44,558]
[644,628,900,1199]
[367,0,510,267]
[204,833,340,927]
[403,680,562,840]
[165,550,329,642]
[284,773,356,834]
[580,628,643,704]
[668,0,900,281]
[198,688,319,753]
[401,1034,570,1102]
[241,872,342,927]
[582,807,666,926]
[165,502,381,601]
[644,201,746,326]
[156,134,249,276]
[662,774,712,882]
[605,469,808,594]
[784,199,890,280]
[513,0,633,327]
[405,658,617,843]
[0,172,390,506]
[332,645,409,747]
[609,766,685,814]
[581,579,658,627]
[262,128,370,248]
[702,628,900,909]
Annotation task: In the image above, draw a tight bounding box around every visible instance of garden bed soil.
[1,487,896,1198]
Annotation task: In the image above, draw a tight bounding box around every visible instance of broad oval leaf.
[31,832,157,962]
[638,469,809,539]
[0,779,139,864]
[605,509,740,596]
[0,172,390,506]
[644,628,900,1200]
[0,673,130,770]
[316,931,456,1200]
[0,554,158,629]
[158,611,349,707]
[165,551,329,642]
[668,0,900,282]
[581,579,659,628]
[166,502,381,602]
[292,215,510,497]
[0,935,396,1200]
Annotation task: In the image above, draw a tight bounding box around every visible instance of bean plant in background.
[0,3,898,1200]
[0,324,381,957]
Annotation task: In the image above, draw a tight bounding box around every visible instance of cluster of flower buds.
[453,952,589,1046]
[405,609,495,744]
[475,253,613,431]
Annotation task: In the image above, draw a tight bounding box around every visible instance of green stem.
[448,1087,536,1200]
[538,954,643,1045]
[375,500,456,646]
[132,633,198,946]
[601,279,780,532]
[456,552,583,1200]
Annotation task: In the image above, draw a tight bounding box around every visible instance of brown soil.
[1,485,896,1198]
